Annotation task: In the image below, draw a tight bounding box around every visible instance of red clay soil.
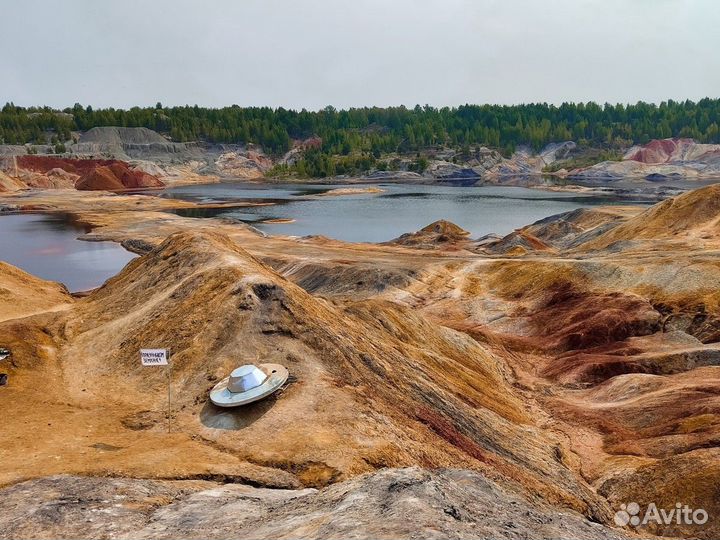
[16,156,164,191]
[626,138,691,164]
[74,167,125,191]
[525,286,661,353]
[17,155,121,175]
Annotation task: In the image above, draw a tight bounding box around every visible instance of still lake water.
[0,213,136,292]
[0,182,653,290]
[156,182,652,242]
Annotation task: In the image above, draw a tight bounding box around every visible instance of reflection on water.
[0,213,136,292]
[157,181,655,243]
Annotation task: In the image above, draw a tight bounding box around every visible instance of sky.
[3,0,719,110]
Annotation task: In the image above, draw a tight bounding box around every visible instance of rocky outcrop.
[571,138,720,179]
[483,147,543,177]
[3,128,720,184]
[0,170,25,192]
[0,469,634,540]
[540,141,577,164]
[72,127,196,161]
[625,138,720,164]
[481,230,554,256]
[424,160,481,179]
[214,150,273,178]
[73,127,274,182]
[363,169,423,180]
[486,206,641,252]
[75,162,164,191]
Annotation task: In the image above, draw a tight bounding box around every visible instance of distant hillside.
[1,99,720,178]
[2,99,720,155]
[79,126,169,144]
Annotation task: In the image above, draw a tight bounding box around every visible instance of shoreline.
[1,181,719,540]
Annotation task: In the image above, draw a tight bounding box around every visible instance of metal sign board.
[140,349,169,366]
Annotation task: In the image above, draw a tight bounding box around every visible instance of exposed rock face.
[472,141,576,180]
[80,126,170,144]
[279,137,322,166]
[0,170,25,192]
[215,150,273,178]
[2,127,720,184]
[540,141,577,164]
[625,138,720,164]
[0,127,272,185]
[482,146,545,177]
[364,169,423,180]
[75,127,277,182]
[75,166,126,190]
[0,469,634,540]
[481,230,553,256]
[73,126,194,161]
[424,160,481,179]
[0,155,164,191]
[572,138,720,179]
[482,206,643,253]
[75,162,164,191]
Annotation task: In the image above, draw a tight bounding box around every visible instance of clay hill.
[0,126,276,186]
[0,261,73,322]
[386,219,471,250]
[1,183,720,538]
[2,125,720,187]
[0,155,164,191]
[570,137,720,179]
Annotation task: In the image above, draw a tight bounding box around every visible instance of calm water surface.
[0,213,136,292]
[156,182,653,242]
[0,182,655,289]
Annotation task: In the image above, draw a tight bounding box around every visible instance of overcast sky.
[3,0,719,110]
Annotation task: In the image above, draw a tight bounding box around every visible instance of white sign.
[140,349,169,366]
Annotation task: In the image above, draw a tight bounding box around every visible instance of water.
[0,183,654,290]
[0,213,136,292]
[155,182,653,242]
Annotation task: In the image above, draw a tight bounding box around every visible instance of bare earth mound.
[387,219,472,250]
[1,182,720,538]
[1,230,609,519]
[0,262,73,322]
[0,155,164,191]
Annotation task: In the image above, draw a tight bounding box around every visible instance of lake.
[0,182,654,290]
[155,182,653,242]
[0,213,136,292]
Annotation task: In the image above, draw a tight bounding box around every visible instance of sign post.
[140,349,171,432]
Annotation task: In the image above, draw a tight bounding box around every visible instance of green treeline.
[2,99,720,176]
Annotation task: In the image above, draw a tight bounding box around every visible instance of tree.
[2,98,720,177]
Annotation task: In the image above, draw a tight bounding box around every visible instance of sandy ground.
[1,185,719,539]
